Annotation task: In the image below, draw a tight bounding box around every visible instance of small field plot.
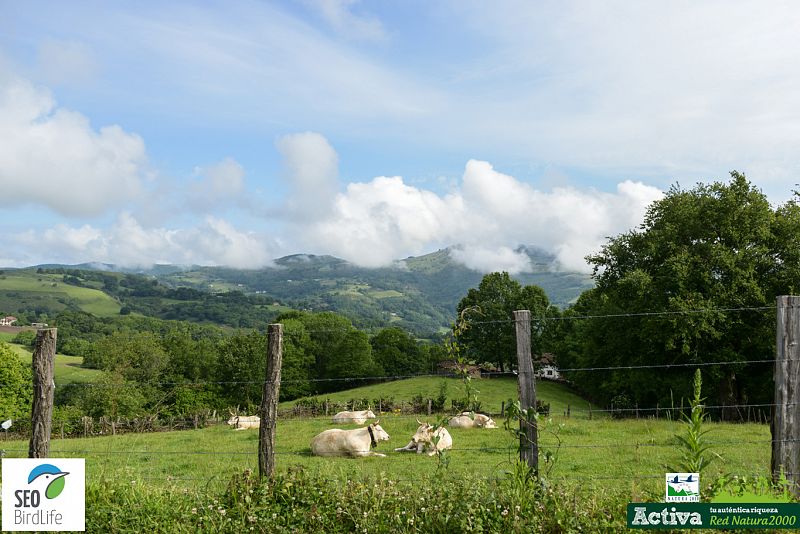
[14,345,102,384]
[0,271,121,317]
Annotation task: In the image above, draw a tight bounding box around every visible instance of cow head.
[412,419,436,443]
[369,421,390,442]
[364,410,376,419]
[476,414,498,429]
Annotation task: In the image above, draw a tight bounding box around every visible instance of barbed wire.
[1,437,793,456]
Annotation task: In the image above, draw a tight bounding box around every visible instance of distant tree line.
[1,309,445,419]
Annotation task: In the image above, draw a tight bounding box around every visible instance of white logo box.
[2,458,85,532]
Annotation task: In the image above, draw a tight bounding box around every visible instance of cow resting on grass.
[227,410,260,430]
[311,421,390,457]
[332,410,376,425]
[448,412,497,429]
[394,420,453,456]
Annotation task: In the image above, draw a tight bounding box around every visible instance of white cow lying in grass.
[227,411,260,430]
[394,420,453,456]
[311,421,390,457]
[332,409,376,425]
[448,412,497,429]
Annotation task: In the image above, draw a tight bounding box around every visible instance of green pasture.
[282,376,596,417]
[0,331,15,342]
[0,416,772,500]
[368,289,404,299]
[12,343,102,384]
[0,271,121,316]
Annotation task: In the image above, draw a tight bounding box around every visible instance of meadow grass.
[0,271,121,316]
[282,376,598,418]
[11,344,102,384]
[0,415,771,500]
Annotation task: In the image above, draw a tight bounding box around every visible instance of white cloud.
[11,213,276,269]
[288,140,664,272]
[187,157,246,212]
[0,74,146,216]
[304,175,457,266]
[278,132,339,220]
[450,245,532,274]
[305,0,387,42]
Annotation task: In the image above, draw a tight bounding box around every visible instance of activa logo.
[631,506,704,527]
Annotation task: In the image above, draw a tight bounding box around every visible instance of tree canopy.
[559,172,800,416]
[456,272,555,371]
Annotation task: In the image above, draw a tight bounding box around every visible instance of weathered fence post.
[772,295,800,495]
[259,324,283,479]
[514,310,538,474]
[29,328,57,458]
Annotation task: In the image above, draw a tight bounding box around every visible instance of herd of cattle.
[227,409,497,458]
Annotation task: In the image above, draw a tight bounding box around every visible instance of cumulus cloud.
[278,132,339,220]
[187,157,246,212]
[11,213,276,269]
[0,74,146,216]
[291,148,664,272]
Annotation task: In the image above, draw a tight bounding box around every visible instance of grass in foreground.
[0,416,771,498]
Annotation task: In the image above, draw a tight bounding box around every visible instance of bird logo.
[27,463,69,499]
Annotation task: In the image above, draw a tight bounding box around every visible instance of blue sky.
[1,1,797,272]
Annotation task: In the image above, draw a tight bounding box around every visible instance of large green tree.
[456,272,556,371]
[565,172,800,416]
[370,327,428,376]
[277,310,379,394]
[0,342,32,420]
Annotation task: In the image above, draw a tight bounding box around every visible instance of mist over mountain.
[15,246,593,336]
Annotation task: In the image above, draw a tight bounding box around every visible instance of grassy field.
[10,342,103,384]
[0,372,782,532]
[281,376,596,417]
[0,416,772,500]
[0,271,121,316]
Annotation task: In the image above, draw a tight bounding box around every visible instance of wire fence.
[1,303,792,492]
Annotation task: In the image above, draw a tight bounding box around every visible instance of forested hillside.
[1,246,592,336]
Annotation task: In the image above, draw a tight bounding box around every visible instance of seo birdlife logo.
[1,458,85,532]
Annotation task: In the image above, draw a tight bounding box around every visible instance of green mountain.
[3,247,593,336]
[148,246,593,334]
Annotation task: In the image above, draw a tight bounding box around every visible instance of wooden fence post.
[259,324,283,479]
[772,295,800,495]
[514,310,538,474]
[29,328,57,458]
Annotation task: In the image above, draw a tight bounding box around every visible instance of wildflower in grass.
[191,508,197,514]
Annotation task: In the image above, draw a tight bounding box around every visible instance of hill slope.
[3,246,593,335]
[0,270,121,318]
[150,247,593,334]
